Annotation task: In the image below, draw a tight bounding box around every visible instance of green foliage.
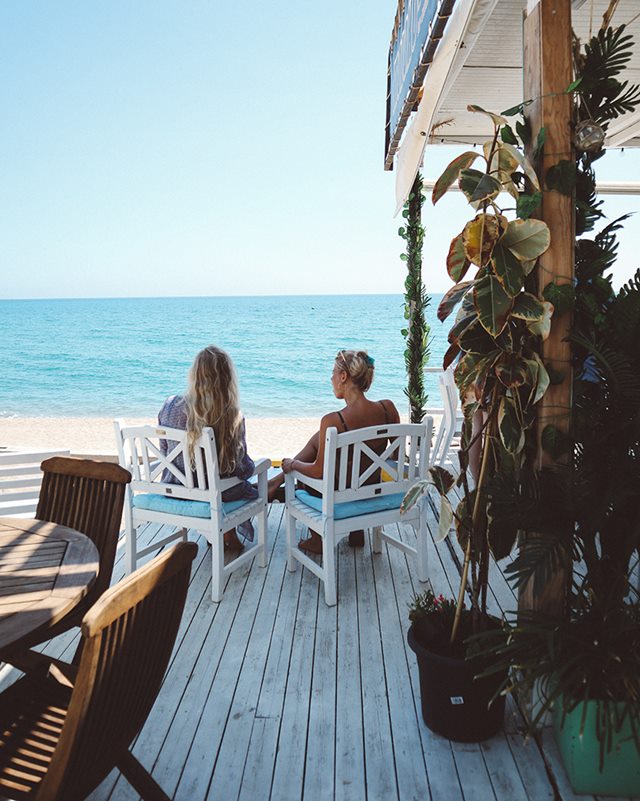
[403,112,552,643]
[482,25,640,752]
[400,174,431,423]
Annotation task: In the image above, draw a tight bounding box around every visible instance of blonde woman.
[268,349,400,553]
[158,345,256,551]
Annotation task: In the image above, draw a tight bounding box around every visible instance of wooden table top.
[0,516,99,651]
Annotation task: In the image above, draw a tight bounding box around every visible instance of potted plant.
[473,23,640,794]
[401,104,553,741]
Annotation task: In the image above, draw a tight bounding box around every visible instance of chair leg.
[179,526,188,542]
[211,533,225,602]
[416,512,429,583]
[372,525,383,554]
[125,503,136,575]
[117,749,171,801]
[257,507,268,568]
[323,529,337,607]
[286,512,297,572]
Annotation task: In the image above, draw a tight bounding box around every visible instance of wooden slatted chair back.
[36,457,132,603]
[324,423,429,506]
[34,541,198,801]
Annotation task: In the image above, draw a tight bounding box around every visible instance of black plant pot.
[408,624,505,742]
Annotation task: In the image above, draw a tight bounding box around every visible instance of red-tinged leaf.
[447,234,472,282]
[432,151,479,204]
[427,465,455,496]
[458,320,498,354]
[473,273,513,336]
[443,342,461,370]
[437,281,474,323]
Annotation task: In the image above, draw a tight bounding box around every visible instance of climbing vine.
[399,173,430,423]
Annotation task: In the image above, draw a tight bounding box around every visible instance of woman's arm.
[282,412,340,480]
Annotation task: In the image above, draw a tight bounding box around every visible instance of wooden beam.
[520,0,574,617]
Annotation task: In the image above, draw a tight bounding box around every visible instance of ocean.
[1,295,448,418]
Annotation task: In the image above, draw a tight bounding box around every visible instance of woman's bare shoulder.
[379,399,401,422]
[320,410,343,429]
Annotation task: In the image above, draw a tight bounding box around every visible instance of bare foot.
[268,472,285,503]
[298,531,323,555]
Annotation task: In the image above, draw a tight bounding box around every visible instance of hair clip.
[365,355,375,367]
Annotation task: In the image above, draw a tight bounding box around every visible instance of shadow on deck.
[0,500,626,801]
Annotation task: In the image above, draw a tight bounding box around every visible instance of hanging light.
[574,119,605,153]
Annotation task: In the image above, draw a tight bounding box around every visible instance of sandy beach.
[0,416,322,460]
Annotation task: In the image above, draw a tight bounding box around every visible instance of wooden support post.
[520,0,574,616]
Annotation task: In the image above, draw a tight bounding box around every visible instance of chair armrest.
[252,458,271,475]
[285,471,323,499]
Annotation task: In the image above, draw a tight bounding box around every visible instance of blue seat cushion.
[132,493,250,519]
[295,489,405,520]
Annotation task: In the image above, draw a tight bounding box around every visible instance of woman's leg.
[267,431,320,501]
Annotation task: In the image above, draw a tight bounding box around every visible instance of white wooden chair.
[0,448,70,517]
[114,421,270,602]
[430,366,463,467]
[284,420,432,606]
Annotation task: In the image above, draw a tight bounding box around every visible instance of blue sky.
[1,1,638,299]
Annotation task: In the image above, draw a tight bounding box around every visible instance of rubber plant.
[399,172,431,423]
[474,24,640,775]
[402,104,552,644]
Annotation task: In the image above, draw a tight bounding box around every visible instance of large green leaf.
[492,243,524,297]
[483,141,520,199]
[473,273,513,336]
[530,353,550,404]
[400,480,429,514]
[498,396,525,454]
[448,309,476,344]
[494,353,529,388]
[463,214,502,266]
[543,281,575,315]
[486,498,519,560]
[502,219,550,261]
[499,142,541,190]
[432,151,479,204]
[511,292,545,321]
[458,320,498,354]
[454,352,485,397]
[459,169,501,204]
[527,300,554,340]
[436,495,454,542]
[446,234,472,282]
[437,280,474,322]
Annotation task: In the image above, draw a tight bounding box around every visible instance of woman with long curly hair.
[158,345,256,551]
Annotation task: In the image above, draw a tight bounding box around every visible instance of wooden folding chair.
[1,457,131,665]
[0,541,197,801]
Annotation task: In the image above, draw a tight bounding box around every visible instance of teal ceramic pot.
[553,698,640,796]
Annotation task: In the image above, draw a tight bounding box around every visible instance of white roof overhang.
[390,0,640,211]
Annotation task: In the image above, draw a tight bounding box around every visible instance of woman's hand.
[281,458,296,474]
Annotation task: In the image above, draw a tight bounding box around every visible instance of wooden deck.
[0,501,631,801]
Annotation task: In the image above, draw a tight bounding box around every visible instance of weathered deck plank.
[4,498,625,801]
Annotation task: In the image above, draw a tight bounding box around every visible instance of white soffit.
[393,0,640,210]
